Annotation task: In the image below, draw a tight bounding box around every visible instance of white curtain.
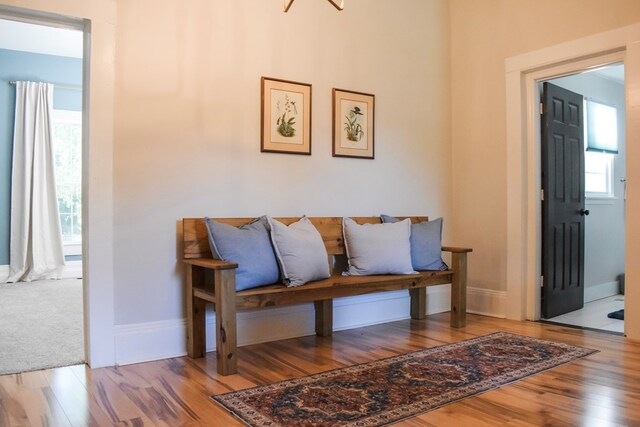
[6,81,65,283]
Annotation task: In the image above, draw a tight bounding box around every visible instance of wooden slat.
[192,288,216,304]
[183,216,429,259]
[442,246,473,253]
[192,270,452,310]
[236,270,451,297]
[190,271,453,311]
[236,274,452,309]
[183,258,238,270]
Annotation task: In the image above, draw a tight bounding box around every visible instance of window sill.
[586,197,617,205]
[63,243,82,256]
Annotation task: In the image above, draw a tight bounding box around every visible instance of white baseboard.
[61,260,83,279]
[467,286,507,318]
[0,261,82,281]
[113,285,510,366]
[585,281,620,303]
[114,287,452,366]
[115,319,187,365]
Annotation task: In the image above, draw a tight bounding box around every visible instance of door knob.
[580,209,590,216]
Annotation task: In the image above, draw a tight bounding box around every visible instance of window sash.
[585,151,614,198]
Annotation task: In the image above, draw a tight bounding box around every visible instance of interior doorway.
[540,64,626,334]
[0,16,86,373]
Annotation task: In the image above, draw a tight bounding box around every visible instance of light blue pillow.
[342,217,415,276]
[204,217,280,291]
[381,215,448,271]
[267,216,330,287]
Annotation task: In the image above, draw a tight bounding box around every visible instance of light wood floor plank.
[1,313,640,426]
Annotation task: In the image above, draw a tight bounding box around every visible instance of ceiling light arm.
[327,0,344,11]
[283,0,295,13]
[283,0,344,12]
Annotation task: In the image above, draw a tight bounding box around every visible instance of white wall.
[110,0,454,360]
[549,71,626,302]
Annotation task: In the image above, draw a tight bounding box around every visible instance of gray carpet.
[0,278,84,375]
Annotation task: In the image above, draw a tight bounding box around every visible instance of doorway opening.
[0,16,86,374]
[540,64,626,334]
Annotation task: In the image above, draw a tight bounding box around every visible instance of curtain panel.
[6,81,65,283]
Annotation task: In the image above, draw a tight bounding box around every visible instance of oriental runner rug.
[212,332,597,427]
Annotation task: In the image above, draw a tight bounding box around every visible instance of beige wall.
[450,0,640,294]
[113,0,452,324]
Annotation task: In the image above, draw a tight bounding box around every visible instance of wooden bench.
[182,216,472,376]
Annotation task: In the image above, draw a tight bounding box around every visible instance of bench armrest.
[183,258,239,270]
[442,246,473,253]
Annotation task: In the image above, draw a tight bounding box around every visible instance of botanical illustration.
[344,106,364,141]
[339,99,368,150]
[270,89,304,145]
[276,93,298,137]
[332,88,374,159]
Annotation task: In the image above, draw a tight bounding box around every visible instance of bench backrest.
[182,216,428,259]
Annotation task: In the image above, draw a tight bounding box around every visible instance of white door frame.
[505,23,640,340]
[0,3,116,366]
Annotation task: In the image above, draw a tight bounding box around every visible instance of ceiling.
[0,18,82,58]
[590,63,624,84]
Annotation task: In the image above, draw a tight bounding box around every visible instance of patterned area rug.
[212,332,597,427]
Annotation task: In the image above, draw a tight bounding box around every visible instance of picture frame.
[261,77,312,155]
[332,88,375,159]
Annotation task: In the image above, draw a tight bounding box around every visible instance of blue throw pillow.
[204,217,280,291]
[380,215,448,271]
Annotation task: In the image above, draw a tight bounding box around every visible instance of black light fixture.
[283,0,344,12]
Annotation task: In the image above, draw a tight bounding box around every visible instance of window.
[584,100,617,199]
[52,109,82,255]
[585,151,613,198]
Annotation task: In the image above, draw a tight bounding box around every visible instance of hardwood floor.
[1,313,639,426]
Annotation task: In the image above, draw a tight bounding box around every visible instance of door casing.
[505,24,640,339]
[0,2,118,367]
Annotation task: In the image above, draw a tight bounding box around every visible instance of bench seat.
[182,217,471,376]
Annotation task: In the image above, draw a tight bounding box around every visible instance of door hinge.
[541,189,544,201]
[541,276,544,287]
[540,102,544,115]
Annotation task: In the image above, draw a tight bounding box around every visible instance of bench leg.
[186,264,206,358]
[314,299,333,336]
[214,269,238,375]
[450,252,468,328]
[409,287,426,320]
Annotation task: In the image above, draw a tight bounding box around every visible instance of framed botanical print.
[261,77,312,155]
[332,88,375,159]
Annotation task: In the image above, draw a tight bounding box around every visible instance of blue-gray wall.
[0,48,82,265]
